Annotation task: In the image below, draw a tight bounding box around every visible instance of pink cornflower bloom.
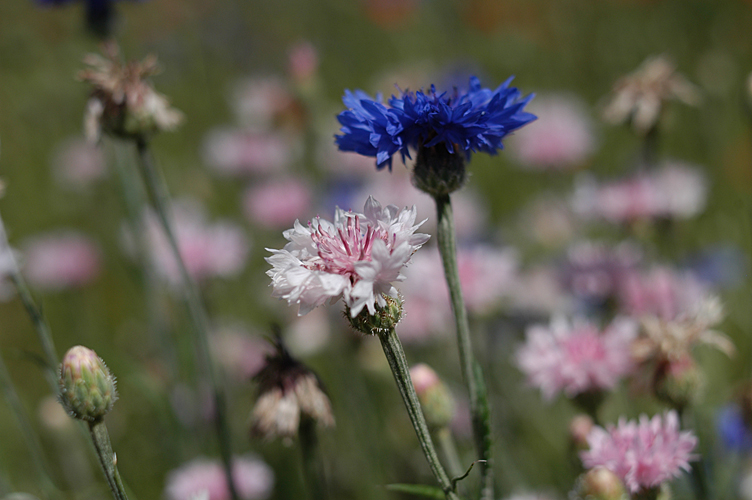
[202,129,296,177]
[617,266,707,321]
[266,196,429,317]
[165,455,274,500]
[243,178,313,229]
[516,317,637,400]
[23,231,101,291]
[288,41,319,84]
[580,411,698,494]
[511,95,596,170]
[146,200,250,286]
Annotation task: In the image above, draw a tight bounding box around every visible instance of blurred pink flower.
[288,41,319,84]
[23,231,101,291]
[146,200,250,285]
[211,325,273,382]
[243,178,313,229]
[516,316,637,400]
[511,95,596,170]
[51,138,106,189]
[231,77,297,131]
[165,455,274,500]
[617,266,707,321]
[580,411,698,493]
[562,240,642,302]
[203,129,295,177]
[572,162,707,224]
[507,266,575,316]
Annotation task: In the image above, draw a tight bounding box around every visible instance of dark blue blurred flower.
[35,0,144,38]
[717,405,752,452]
[335,76,536,171]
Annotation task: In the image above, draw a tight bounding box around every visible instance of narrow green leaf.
[386,483,446,499]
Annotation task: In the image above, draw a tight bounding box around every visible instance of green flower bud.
[346,295,403,335]
[653,354,703,412]
[410,363,455,429]
[58,346,117,422]
[412,142,467,198]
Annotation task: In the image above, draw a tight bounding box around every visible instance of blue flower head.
[335,76,536,172]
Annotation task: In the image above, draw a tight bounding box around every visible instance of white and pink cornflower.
[266,196,429,317]
[516,317,637,400]
[243,178,313,229]
[164,455,274,500]
[510,94,596,170]
[146,200,250,286]
[23,231,101,291]
[573,162,707,224]
[580,411,698,494]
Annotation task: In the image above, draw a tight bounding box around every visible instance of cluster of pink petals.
[202,129,296,177]
[146,200,250,285]
[573,162,707,223]
[266,196,429,317]
[516,316,637,400]
[511,95,596,170]
[23,231,101,291]
[399,245,518,341]
[581,411,698,493]
[165,455,274,500]
[617,265,707,321]
[287,41,319,83]
[243,178,313,229]
[231,77,297,131]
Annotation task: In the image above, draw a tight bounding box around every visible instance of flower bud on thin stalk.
[79,44,238,500]
[58,346,128,500]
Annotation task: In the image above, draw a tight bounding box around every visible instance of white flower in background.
[266,196,429,317]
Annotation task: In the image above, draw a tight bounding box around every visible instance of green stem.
[434,194,493,500]
[299,417,327,500]
[436,427,463,479]
[134,138,238,500]
[0,351,59,498]
[377,328,460,500]
[88,421,128,500]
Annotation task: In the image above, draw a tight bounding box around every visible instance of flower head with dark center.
[335,76,536,172]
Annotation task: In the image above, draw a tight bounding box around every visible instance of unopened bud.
[653,354,703,412]
[410,363,455,429]
[569,414,594,451]
[574,467,627,500]
[58,346,117,422]
[347,295,403,335]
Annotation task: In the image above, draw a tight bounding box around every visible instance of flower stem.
[437,427,463,479]
[0,351,59,498]
[88,421,128,500]
[376,327,460,500]
[434,193,493,500]
[299,416,327,500]
[134,138,239,500]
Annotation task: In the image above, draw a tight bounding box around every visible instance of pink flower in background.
[507,266,575,316]
[511,95,596,170]
[147,200,250,285]
[165,455,274,500]
[211,325,273,381]
[617,266,707,321]
[266,196,429,317]
[457,246,519,314]
[581,411,698,493]
[243,178,313,229]
[288,41,319,83]
[562,240,642,302]
[572,163,707,223]
[23,231,101,291]
[519,195,578,248]
[231,77,296,131]
[516,316,637,400]
[51,138,106,189]
[203,129,295,177]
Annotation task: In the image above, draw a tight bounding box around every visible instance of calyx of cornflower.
[347,294,403,335]
[412,140,467,197]
[58,345,117,422]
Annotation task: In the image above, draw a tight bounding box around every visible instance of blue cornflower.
[335,76,536,172]
[35,0,144,38]
[716,404,752,453]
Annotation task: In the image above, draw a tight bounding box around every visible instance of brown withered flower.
[250,337,334,442]
[603,55,701,135]
[78,43,183,143]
